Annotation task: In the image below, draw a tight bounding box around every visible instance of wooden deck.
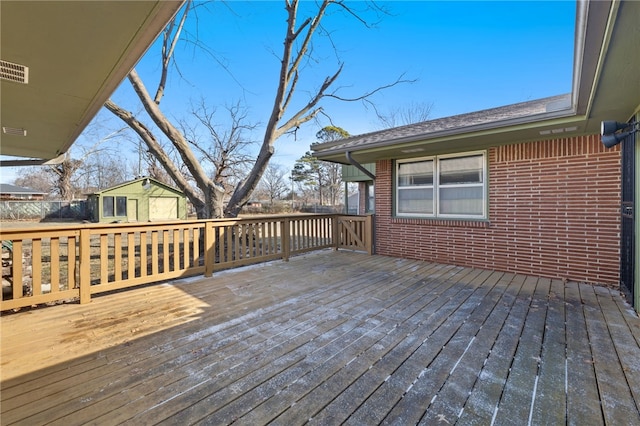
[2,250,640,425]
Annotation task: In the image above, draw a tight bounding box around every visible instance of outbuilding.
[87,177,187,223]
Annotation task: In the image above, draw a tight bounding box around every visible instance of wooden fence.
[0,214,373,310]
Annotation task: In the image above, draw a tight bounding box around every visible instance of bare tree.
[47,154,83,200]
[14,168,55,196]
[81,155,131,192]
[14,127,128,200]
[146,155,175,186]
[181,100,258,200]
[259,163,289,204]
[376,101,433,128]
[105,0,410,218]
[325,162,342,206]
[14,154,117,200]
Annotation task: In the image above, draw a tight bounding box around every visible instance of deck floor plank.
[270,268,481,425]
[490,276,551,425]
[2,251,640,425]
[580,283,640,425]
[529,278,568,425]
[161,270,436,424]
[454,274,535,424]
[76,273,399,424]
[564,280,605,425]
[202,263,453,424]
[349,270,505,425]
[416,271,517,425]
[308,269,497,424]
[239,266,464,425]
[88,257,445,425]
[593,285,640,408]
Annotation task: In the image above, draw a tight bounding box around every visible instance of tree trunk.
[205,184,225,219]
[59,173,73,201]
[225,141,274,217]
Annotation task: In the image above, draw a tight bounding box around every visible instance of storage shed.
[87,177,187,223]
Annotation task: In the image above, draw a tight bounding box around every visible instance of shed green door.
[127,199,138,221]
[149,197,177,220]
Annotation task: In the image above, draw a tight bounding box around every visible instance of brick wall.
[375,135,621,286]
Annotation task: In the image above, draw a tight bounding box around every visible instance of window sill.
[391,217,490,228]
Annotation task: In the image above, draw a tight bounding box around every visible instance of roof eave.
[314,107,577,160]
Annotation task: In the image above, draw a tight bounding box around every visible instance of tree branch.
[326,73,416,102]
[104,99,206,209]
[155,1,191,104]
[127,69,223,197]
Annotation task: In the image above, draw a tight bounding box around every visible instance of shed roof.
[88,177,184,196]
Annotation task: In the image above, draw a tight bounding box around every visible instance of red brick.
[374,135,620,286]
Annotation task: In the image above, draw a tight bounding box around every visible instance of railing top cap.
[0,213,372,235]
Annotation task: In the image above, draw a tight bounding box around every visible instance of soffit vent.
[0,60,29,84]
[2,127,27,137]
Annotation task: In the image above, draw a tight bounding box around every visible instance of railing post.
[204,221,215,277]
[332,215,340,251]
[365,214,373,255]
[11,241,23,300]
[79,228,91,304]
[281,218,290,261]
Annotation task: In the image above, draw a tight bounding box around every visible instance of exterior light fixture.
[601,120,639,148]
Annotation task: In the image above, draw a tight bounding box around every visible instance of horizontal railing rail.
[1,214,373,311]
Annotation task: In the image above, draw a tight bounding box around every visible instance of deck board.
[581,284,640,425]
[2,250,640,425]
[529,278,567,425]
[416,271,514,425]
[358,270,502,425]
[564,281,605,425]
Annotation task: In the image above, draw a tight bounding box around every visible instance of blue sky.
[1,0,577,183]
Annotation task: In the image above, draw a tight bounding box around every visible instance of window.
[396,151,486,218]
[116,196,127,217]
[103,196,114,217]
[397,160,434,214]
[366,182,375,213]
[103,196,127,217]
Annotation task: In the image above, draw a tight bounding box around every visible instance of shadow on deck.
[2,250,640,425]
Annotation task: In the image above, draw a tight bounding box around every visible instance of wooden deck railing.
[0,214,373,310]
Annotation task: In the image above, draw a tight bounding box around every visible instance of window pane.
[398,160,433,186]
[103,196,114,217]
[439,186,483,215]
[398,188,433,214]
[116,196,127,216]
[367,183,375,213]
[439,155,483,185]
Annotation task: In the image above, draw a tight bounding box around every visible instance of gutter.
[0,153,66,167]
[346,151,376,180]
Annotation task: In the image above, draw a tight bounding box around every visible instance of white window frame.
[395,150,487,219]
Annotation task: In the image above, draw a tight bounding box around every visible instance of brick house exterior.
[314,1,638,308]
[373,135,620,285]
